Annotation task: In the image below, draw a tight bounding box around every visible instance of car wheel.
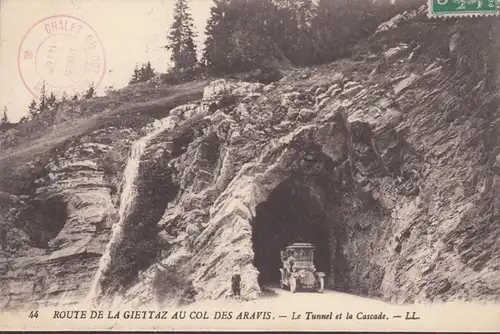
[289,277,297,293]
[317,277,324,293]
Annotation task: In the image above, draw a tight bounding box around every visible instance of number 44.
[29,310,39,319]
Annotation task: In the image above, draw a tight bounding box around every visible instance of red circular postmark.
[18,15,106,98]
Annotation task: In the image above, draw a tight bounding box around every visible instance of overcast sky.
[0,0,212,122]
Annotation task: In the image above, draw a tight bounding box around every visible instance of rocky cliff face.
[0,126,143,310]
[1,11,499,310]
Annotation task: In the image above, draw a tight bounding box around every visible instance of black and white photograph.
[0,0,499,331]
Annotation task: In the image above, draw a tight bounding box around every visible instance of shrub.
[101,143,128,178]
[152,266,196,305]
[130,62,157,84]
[160,67,207,85]
[228,64,283,84]
[100,234,160,294]
[104,86,116,95]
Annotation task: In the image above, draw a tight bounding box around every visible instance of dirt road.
[171,286,500,332]
[1,285,498,331]
[184,284,390,315]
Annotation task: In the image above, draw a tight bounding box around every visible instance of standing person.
[374,44,389,74]
[231,272,241,299]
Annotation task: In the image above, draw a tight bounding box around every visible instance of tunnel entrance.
[251,175,332,287]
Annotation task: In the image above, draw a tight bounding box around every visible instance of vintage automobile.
[279,243,325,293]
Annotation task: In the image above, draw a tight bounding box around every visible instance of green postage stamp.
[429,0,499,16]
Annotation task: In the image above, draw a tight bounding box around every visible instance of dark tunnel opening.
[251,175,332,287]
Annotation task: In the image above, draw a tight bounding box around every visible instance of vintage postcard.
[0,0,499,331]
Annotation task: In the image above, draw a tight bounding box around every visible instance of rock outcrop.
[0,127,141,310]
[111,16,500,306]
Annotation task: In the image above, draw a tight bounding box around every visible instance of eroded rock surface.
[114,45,500,306]
[0,127,141,310]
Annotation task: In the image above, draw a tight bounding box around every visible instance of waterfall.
[86,117,176,305]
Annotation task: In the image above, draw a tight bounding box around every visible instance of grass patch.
[0,80,207,189]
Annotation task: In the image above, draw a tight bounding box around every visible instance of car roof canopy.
[287,243,315,249]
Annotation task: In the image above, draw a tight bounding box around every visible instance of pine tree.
[311,0,386,64]
[47,92,57,108]
[202,0,232,71]
[84,83,95,99]
[274,0,315,30]
[130,64,141,84]
[28,99,38,118]
[129,62,156,84]
[1,107,9,125]
[19,116,30,124]
[38,81,47,113]
[272,0,316,65]
[165,0,198,70]
[140,61,156,81]
[203,0,279,73]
